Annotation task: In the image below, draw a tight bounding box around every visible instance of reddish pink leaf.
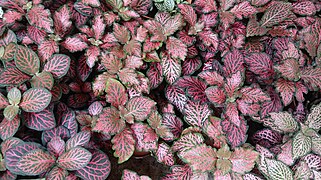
[293,1,316,16]
[105,78,128,108]
[230,147,258,173]
[124,96,156,121]
[54,5,72,36]
[58,147,92,171]
[62,37,88,52]
[0,116,20,140]
[163,14,183,36]
[0,30,16,47]
[17,149,55,175]
[261,87,283,117]
[223,50,244,77]
[124,40,141,57]
[226,102,241,127]
[111,127,135,163]
[124,56,143,69]
[231,1,256,19]
[245,53,274,79]
[80,0,100,7]
[100,52,123,74]
[166,37,187,61]
[0,67,30,86]
[20,88,52,112]
[30,71,54,90]
[14,45,40,75]
[172,133,204,153]
[198,30,219,48]
[38,40,59,62]
[162,165,192,180]
[47,166,68,180]
[23,108,55,131]
[92,107,125,135]
[260,2,292,27]
[275,58,300,81]
[275,79,295,106]
[240,87,270,103]
[88,101,103,116]
[161,53,181,84]
[295,81,308,102]
[143,38,162,53]
[162,113,183,139]
[113,23,130,44]
[183,101,211,127]
[44,54,71,78]
[147,62,163,89]
[41,126,70,145]
[27,26,46,44]
[175,76,207,103]
[86,46,100,68]
[225,71,243,98]
[0,92,9,109]
[156,142,175,166]
[3,10,23,25]
[75,150,111,180]
[182,58,202,76]
[200,12,218,28]
[246,16,268,37]
[143,20,166,42]
[122,169,150,180]
[118,68,140,86]
[1,138,23,156]
[178,4,197,26]
[199,71,224,86]
[206,86,226,105]
[221,116,247,148]
[131,0,152,15]
[26,5,53,33]
[194,0,217,13]
[47,137,65,158]
[77,55,92,81]
[301,67,321,90]
[251,0,270,6]
[237,99,260,116]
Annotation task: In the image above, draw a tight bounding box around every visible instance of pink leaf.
[165,85,188,112]
[65,131,91,151]
[162,113,183,139]
[206,86,226,105]
[275,58,300,81]
[147,62,163,89]
[198,30,219,48]
[293,1,316,16]
[163,14,183,36]
[301,67,321,90]
[178,144,216,173]
[86,46,100,68]
[44,54,71,79]
[3,10,23,25]
[26,5,53,33]
[27,26,46,44]
[237,99,260,116]
[143,20,166,42]
[17,149,55,175]
[75,150,111,180]
[124,40,141,57]
[92,107,125,135]
[100,53,123,74]
[54,5,72,36]
[275,79,295,106]
[226,102,241,127]
[0,116,20,140]
[47,137,65,158]
[223,50,244,77]
[260,2,292,27]
[175,76,207,103]
[38,40,59,62]
[172,133,204,153]
[230,1,256,19]
[20,88,52,112]
[122,169,150,180]
[225,71,243,98]
[156,142,175,166]
[161,53,181,84]
[245,53,274,79]
[0,30,16,47]
[41,126,71,146]
[183,101,211,127]
[162,165,192,180]
[125,96,156,121]
[47,166,68,180]
[230,147,259,174]
[178,4,197,26]
[246,16,268,37]
[88,101,103,116]
[23,108,56,131]
[79,0,101,7]
[199,71,224,86]
[58,147,92,171]
[77,55,92,81]
[0,67,30,86]
[113,23,130,44]
[182,58,202,76]
[261,87,283,117]
[194,0,217,13]
[240,86,270,103]
[166,37,187,61]
[131,123,158,152]
[221,116,247,148]
[105,78,128,108]
[62,37,88,52]
[111,127,135,163]
[0,92,9,109]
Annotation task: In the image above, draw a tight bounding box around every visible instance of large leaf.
[240,87,270,103]
[0,67,31,86]
[269,112,298,133]
[172,133,204,153]
[111,127,135,164]
[301,67,321,90]
[230,147,259,174]
[17,149,55,176]
[245,53,274,79]
[58,147,92,171]
[178,144,216,173]
[183,101,211,127]
[156,142,175,166]
[65,131,91,151]
[75,150,111,180]
[38,40,59,61]
[199,71,224,86]
[2,42,16,61]
[113,23,130,44]
[0,116,20,140]
[292,132,312,160]
[125,96,156,121]
[306,103,321,130]
[14,45,40,75]
[44,54,71,79]
[206,86,226,105]
[274,59,300,81]
[161,53,181,84]
[260,2,292,27]
[223,50,244,77]
[30,71,54,90]
[23,108,56,131]
[47,166,68,180]
[20,88,52,112]
[62,37,88,52]
[105,78,128,108]
[26,5,53,33]
[265,158,293,179]
[92,107,125,135]
[0,93,9,109]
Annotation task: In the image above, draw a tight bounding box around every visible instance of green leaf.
[292,132,312,160]
[312,136,321,156]
[265,158,293,180]
[4,105,19,121]
[14,45,40,75]
[7,87,21,106]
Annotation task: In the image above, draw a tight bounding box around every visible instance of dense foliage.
[0,0,321,179]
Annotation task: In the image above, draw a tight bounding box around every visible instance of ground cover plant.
[0,0,321,179]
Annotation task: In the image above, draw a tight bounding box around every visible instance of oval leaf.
[14,45,40,75]
[65,131,91,151]
[58,147,92,171]
[125,96,156,121]
[44,54,71,79]
[23,108,56,131]
[20,88,52,112]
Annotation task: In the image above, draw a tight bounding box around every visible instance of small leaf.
[88,101,103,116]
[7,87,21,105]
[47,137,65,157]
[206,86,226,105]
[223,50,244,77]
[14,45,40,75]
[230,1,256,19]
[0,92,9,109]
[30,71,54,90]
[125,96,156,121]
[131,122,158,152]
[58,147,92,171]
[75,150,111,180]
[38,40,59,61]
[111,127,135,164]
[199,71,224,86]
[47,166,67,180]
[122,169,151,180]
[293,1,316,16]
[3,105,19,121]
[20,88,52,113]
[17,149,55,175]
[44,54,71,79]
[245,53,273,79]
[92,107,125,135]
[240,87,270,103]
[178,144,216,173]
[292,132,312,160]
[105,78,128,108]
[275,79,295,106]
[265,158,293,180]
[306,103,321,130]
[66,131,91,151]
[1,42,16,61]
[156,142,175,166]
[26,109,56,131]
[113,24,130,44]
